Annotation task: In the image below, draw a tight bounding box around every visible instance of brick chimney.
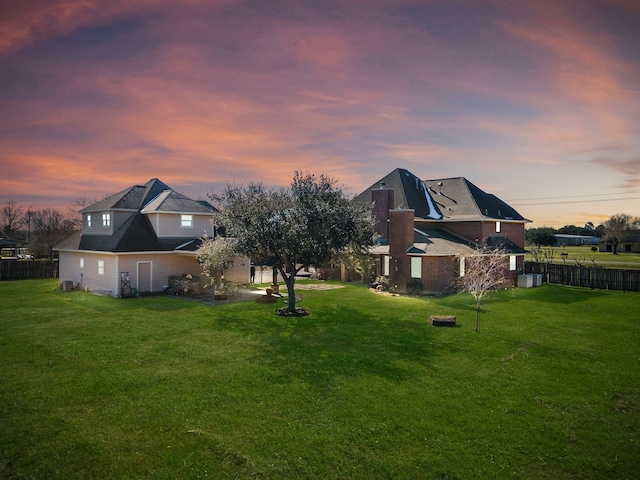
[389,208,415,292]
[371,183,394,240]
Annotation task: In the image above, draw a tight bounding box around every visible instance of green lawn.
[525,244,640,268]
[1,279,639,479]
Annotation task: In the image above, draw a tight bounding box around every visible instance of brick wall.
[388,209,414,292]
[438,220,525,248]
[371,188,394,239]
[421,256,458,293]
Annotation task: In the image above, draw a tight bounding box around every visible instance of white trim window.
[496,221,501,233]
[86,214,92,227]
[181,214,193,228]
[98,260,104,275]
[383,255,390,276]
[411,257,422,278]
[459,256,465,277]
[80,258,84,268]
[510,255,517,271]
[102,213,111,227]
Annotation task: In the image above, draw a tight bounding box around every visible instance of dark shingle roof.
[76,212,163,252]
[59,178,214,253]
[141,190,216,214]
[409,226,477,255]
[353,168,441,219]
[423,177,527,221]
[80,178,172,213]
[354,169,528,222]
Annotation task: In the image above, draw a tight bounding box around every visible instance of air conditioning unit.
[60,280,73,292]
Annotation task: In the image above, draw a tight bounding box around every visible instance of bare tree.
[30,208,77,260]
[457,246,510,332]
[602,213,639,254]
[1,200,27,239]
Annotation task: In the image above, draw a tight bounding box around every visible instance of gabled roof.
[353,168,441,220]
[355,169,528,222]
[423,177,528,222]
[141,190,216,214]
[80,178,172,213]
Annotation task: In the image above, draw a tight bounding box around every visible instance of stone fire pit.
[430,315,457,327]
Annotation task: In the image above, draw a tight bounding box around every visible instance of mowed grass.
[1,280,639,479]
[525,244,640,267]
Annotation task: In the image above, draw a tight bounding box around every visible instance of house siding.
[81,210,135,236]
[146,213,215,238]
[59,251,119,295]
[117,253,203,295]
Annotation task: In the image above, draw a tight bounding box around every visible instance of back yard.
[1,279,639,479]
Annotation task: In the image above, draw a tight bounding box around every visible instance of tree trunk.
[475,300,481,332]
[280,268,297,313]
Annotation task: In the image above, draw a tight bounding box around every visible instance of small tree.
[457,246,510,332]
[602,213,639,254]
[211,171,375,314]
[196,235,238,293]
[333,239,379,283]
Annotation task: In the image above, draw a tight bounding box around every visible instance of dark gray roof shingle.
[80,178,172,213]
[424,177,527,221]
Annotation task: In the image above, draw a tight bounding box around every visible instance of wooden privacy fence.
[0,259,59,280]
[524,261,640,292]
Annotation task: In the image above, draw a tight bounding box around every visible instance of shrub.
[406,280,424,296]
[373,275,389,291]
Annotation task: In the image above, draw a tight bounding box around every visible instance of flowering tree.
[211,171,375,314]
[457,246,510,332]
[196,235,238,293]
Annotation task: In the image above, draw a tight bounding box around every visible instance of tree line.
[526,214,639,254]
[1,200,79,259]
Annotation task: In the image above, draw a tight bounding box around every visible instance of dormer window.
[102,213,111,227]
[181,214,193,228]
[86,214,91,227]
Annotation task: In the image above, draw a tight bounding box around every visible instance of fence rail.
[524,261,640,292]
[0,259,59,280]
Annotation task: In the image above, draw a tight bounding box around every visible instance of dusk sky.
[1,0,639,228]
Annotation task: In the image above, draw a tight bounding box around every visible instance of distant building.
[554,234,599,246]
[599,231,640,253]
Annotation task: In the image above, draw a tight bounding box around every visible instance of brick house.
[354,168,530,294]
[55,178,249,297]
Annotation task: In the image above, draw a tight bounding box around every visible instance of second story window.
[102,213,111,227]
[86,214,91,227]
[181,214,193,228]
